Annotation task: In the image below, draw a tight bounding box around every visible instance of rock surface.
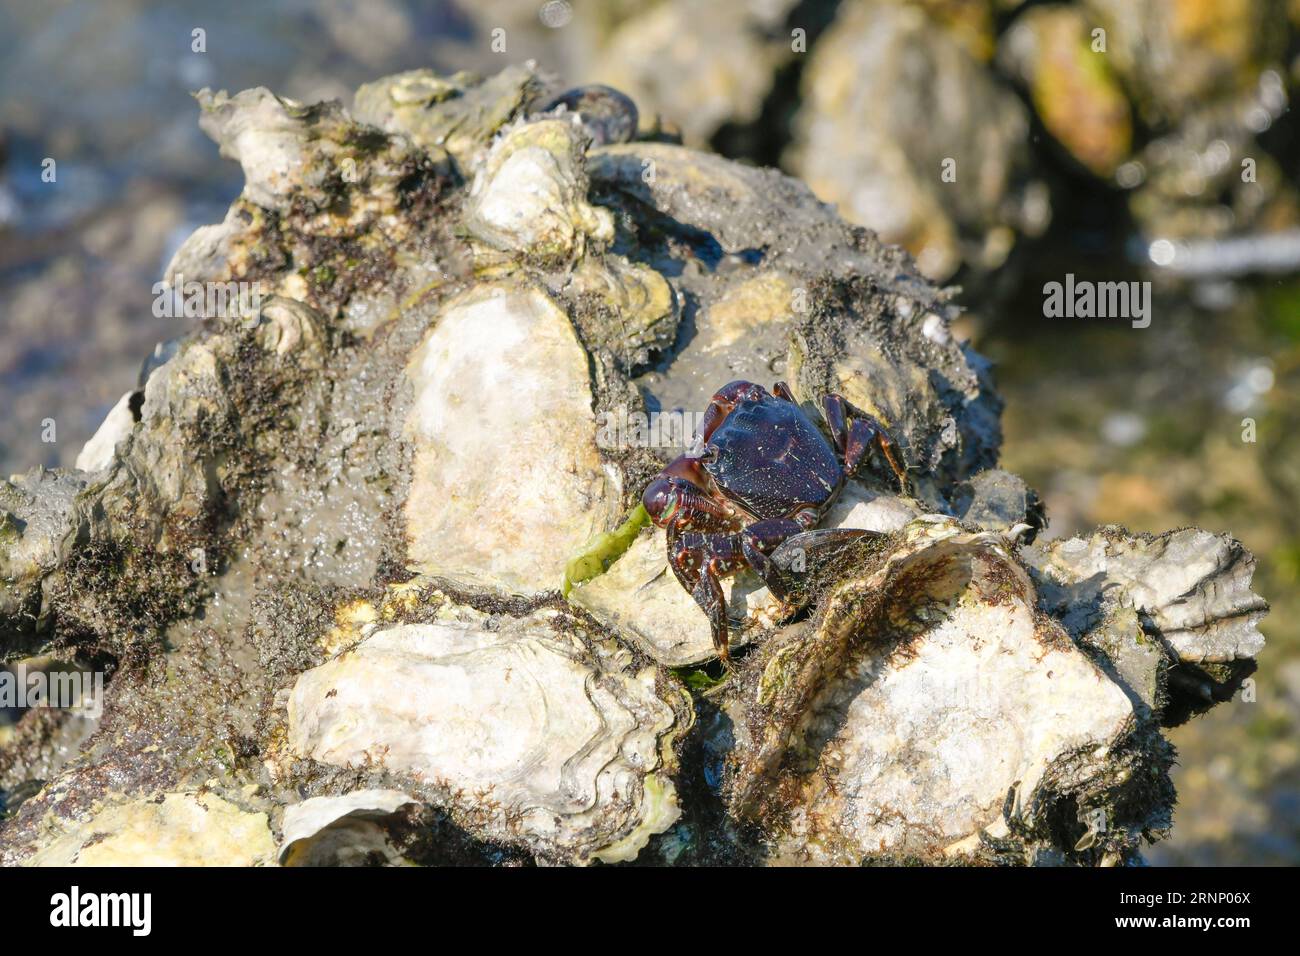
[789,0,1048,280]
[0,64,1267,867]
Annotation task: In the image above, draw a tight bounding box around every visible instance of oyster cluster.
[0,64,1266,866]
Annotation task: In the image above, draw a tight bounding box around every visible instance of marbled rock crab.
[642,380,907,660]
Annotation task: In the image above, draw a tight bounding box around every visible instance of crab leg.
[820,392,850,451]
[669,531,748,661]
[670,515,817,661]
[820,393,909,493]
[694,380,768,448]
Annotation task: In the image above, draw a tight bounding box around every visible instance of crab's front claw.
[692,567,732,664]
[642,461,737,532]
[668,530,751,664]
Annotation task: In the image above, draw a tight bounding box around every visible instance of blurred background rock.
[0,0,1296,863]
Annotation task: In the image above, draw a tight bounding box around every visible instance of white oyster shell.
[1024,527,1268,663]
[732,518,1134,863]
[286,610,682,863]
[404,283,621,594]
[465,117,613,263]
[75,390,135,473]
[279,789,419,866]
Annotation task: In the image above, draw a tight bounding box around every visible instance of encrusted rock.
[353,65,546,171]
[0,64,1268,869]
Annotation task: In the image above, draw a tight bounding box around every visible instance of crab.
[641,380,908,661]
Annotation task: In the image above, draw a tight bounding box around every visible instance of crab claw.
[642,473,737,532]
[642,454,737,531]
[642,476,682,528]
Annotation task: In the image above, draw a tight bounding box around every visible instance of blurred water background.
[0,0,1296,864]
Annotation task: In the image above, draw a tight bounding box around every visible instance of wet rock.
[0,63,1268,868]
[589,142,914,275]
[999,5,1133,177]
[589,0,797,146]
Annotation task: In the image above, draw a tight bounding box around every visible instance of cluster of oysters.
[0,65,1266,865]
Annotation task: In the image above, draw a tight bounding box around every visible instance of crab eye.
[642,478,680,527]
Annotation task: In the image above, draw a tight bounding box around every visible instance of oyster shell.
[285,601,686,864]
[24,791,276,867]
[729,517,1140,864]
[466,117,614,266]
[279,789,419,867]
[404,283,622,595]
[353,65,545,170]
[1024,526,1268,664]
